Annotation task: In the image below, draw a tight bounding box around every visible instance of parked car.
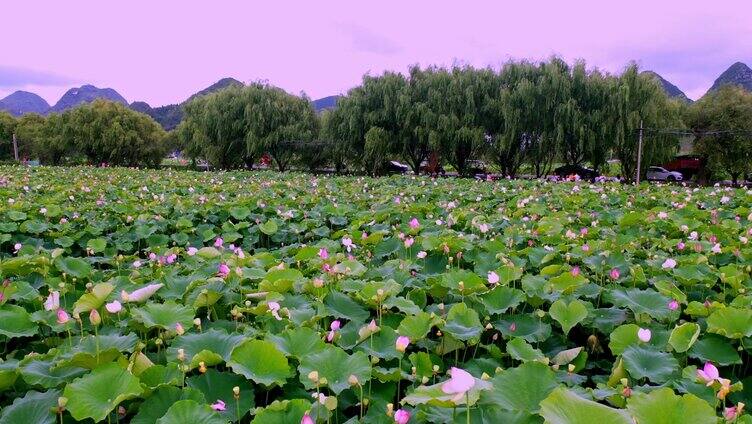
[646,166,683,181]
[553,164,599,181]
[381,161,410,175]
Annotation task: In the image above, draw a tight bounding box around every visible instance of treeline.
[177,59,684,180]
[2,58,751,182]
[0,100,166,167]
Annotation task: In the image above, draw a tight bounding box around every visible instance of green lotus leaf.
[251,399,311,424]
[228,339,291,386]
[688,335,742,366]
[54,256,91,278]
[480,286,526,315]
[131,301,195,330]
[131,386,206,424]
[495,314,552,343]
[63,363,143,422]
[706,307,752,339]
[20,359,87,388]
[298,345,371,394]
[667,323,700,353]
[72,282,114,317]
[621,345,679,383]
[539,387,631,424]
[0,389,60,424]
[139,363,183,390]
[156,399,228,424]
[506,337,545,362]
[481,362,557,414]
[167,329,244,369]
[397,311,437,342]
[548,299,588,335]
[441,302,482,341]
[607,288,672,321]
[187,369,254,421]
[324,291,370,322]
[626,387,717,424]
[402,376,493,407]
[0,304,38,338]
[0,360,19,392]
[259,220,278,235]
[548,272,588,294]
[440,270,488,294]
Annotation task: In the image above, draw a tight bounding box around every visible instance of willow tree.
[612,64,683,181]
[688,85,752,186]
[239,84,318,172]
[0,112,16,160]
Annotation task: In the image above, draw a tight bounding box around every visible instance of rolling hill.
[0,91,51,116]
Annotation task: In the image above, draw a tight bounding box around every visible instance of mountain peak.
[708,62,752,93]
[0,91,51,116]
[50,84,128,113]
[642,71,691,102]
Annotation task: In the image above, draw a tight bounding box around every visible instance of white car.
[646,166,683,181]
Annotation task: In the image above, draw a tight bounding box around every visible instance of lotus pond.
[1,166,752,423]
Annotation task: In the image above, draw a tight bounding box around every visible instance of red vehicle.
[663,155,704,180]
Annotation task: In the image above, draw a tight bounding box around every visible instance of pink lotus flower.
[582,244,590,252]
[342,237,356,252]
[609,268,620,280]
[13,243,22,254]
[441,367,475,402]
[268,301,282,320]
[394,409,411,424]
[301,414,314,424]
[668,300,679,311]
[218,263,230,278]
[105,300,122,314]
[327,320,341,342]
[404,237,414,248]
[409,218,420,229]
[56,309,70,324]
[697,362,719,386]
[148,252,157,261]
[132,260,142,268]
[571,266,580,277]
[724,403,745,421]
[166,254,177,264]
[637,328,651,343]
[318,248,329,259]
[662,258,677,269]
[417,251,427,259]
[121,283,164,303]
[44,291,60,311]
[487,271,499,285]
[214,238,224,248]
[186,247,198,256]
[395,336,410,352]
[210,400,226,411]
[711,243,722,254]
[677,241,685,250]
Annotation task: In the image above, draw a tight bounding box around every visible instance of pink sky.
[1,0,750,105]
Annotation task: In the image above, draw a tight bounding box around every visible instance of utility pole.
[12,133,18,161]
[635,120,643,185]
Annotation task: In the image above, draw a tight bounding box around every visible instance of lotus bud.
[421,376,429,384]
[199,361,207,373]
[233,386,240,400]
[88,309,101,326]
[386,403,394,417]
[175,323,185,335]
[552,364,560,371]
[495,367,503,374]
[155,338,163,346]
[308,371,319,382]
[194,318,202,330]
[85,282,93,290]
[324,396,337,411]
[348,375,359,386]
[177,349,185,362]
[485,323,493,330]
[567,364,575,373]
[319,377,328,385]
[481,372,491,380]
[58,396,68,408]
